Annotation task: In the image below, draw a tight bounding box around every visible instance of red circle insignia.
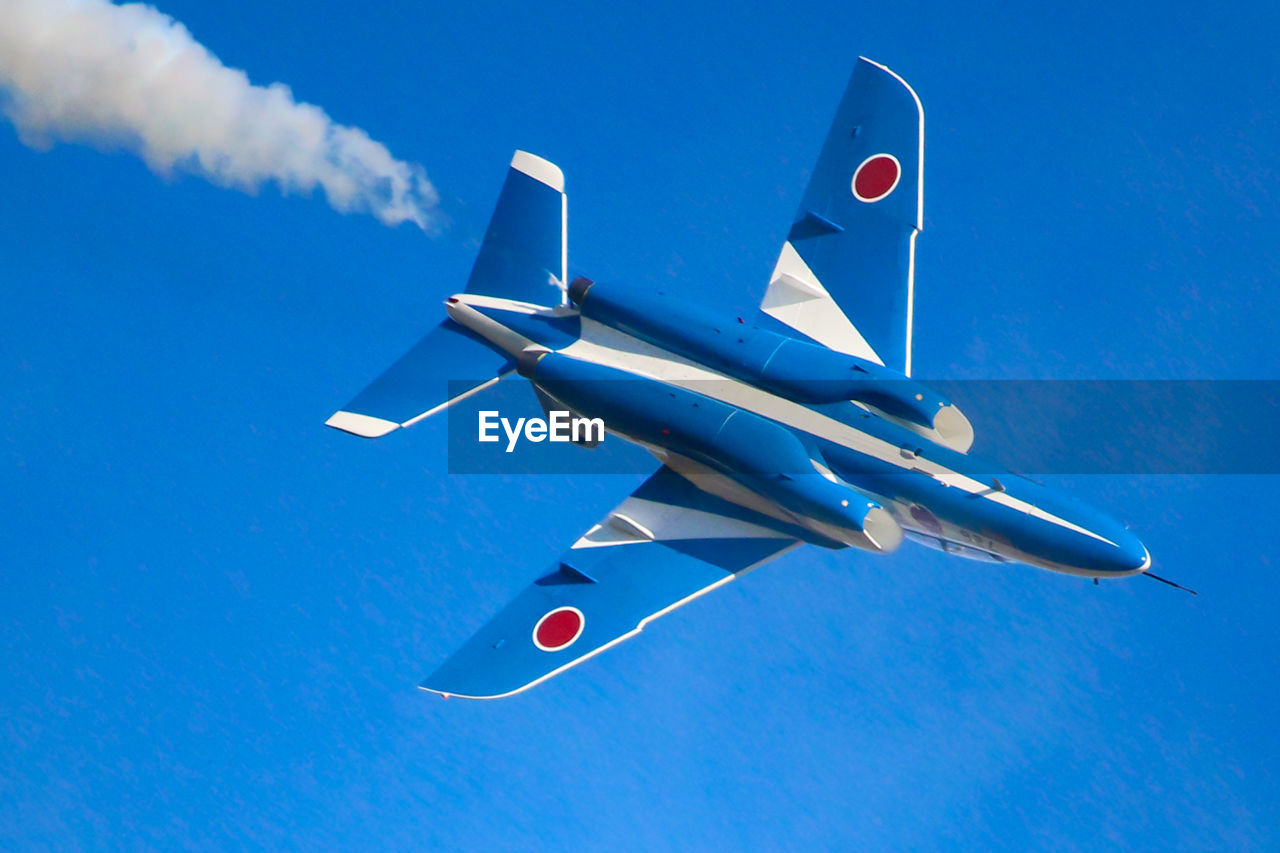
[852,154,902,202]
[533,607,585,652]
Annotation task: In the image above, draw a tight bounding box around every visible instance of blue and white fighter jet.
[327,58,1152,699]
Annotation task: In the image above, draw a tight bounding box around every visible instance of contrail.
[0,0,439,230]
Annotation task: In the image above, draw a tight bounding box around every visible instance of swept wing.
[421,466,805,699]
[759,57,924,375]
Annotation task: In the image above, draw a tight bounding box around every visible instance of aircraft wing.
[421,466,807,699]
[758,57,924,375]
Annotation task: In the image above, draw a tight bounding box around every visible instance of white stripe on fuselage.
[558,318,1115,546]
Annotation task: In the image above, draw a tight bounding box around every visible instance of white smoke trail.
[0,0,438,229]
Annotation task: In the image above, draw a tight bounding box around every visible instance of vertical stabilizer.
[465,150,568,305]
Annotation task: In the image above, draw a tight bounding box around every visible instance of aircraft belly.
[556,326,1126,562]
[443,310,1137,577]
[524,355,902,554]
[631,450,837,544]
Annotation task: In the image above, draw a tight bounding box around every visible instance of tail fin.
[466,150,568,303]
[326,151,567,438]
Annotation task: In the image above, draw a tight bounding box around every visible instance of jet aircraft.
[327,58,1152,699]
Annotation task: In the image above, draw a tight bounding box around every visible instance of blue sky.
[2,0,1278,849]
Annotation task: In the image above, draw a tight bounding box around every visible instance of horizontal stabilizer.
[326,318,514,438]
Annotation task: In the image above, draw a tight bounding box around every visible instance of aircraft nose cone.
[1110,529,1151,574]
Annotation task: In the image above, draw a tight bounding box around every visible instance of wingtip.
[856,56,897,76]
[418,681,516,701]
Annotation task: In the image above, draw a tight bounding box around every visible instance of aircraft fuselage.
[445,288,1150,580]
